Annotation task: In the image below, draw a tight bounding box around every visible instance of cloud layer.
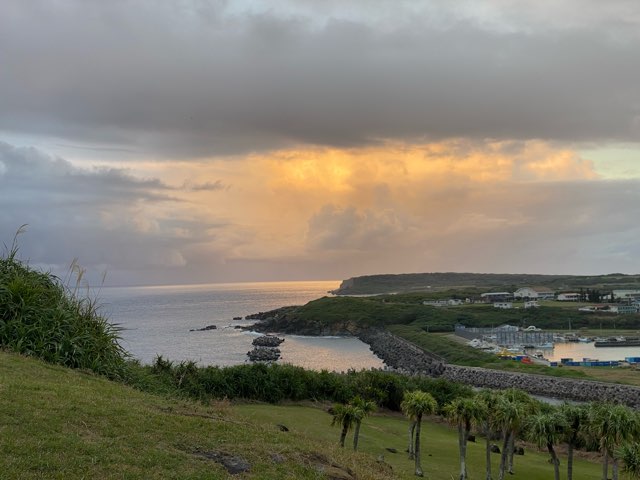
[2,0,640,157]
[3,2,640,285]
[4,139,640,285]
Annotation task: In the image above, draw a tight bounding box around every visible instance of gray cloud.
[183,180,226,192]
[0,142,228,285]
[299,179,640,278]
[1,1,639,157]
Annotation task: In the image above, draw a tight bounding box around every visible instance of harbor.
[459,326,640,368]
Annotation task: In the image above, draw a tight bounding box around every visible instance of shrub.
[0,233,127,378]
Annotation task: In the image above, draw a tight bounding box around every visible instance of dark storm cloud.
[1,1,639,157]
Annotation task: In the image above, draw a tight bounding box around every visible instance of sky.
[1,0,640,286]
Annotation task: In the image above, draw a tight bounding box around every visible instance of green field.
[237,403,603,480]
[0,350,605,480]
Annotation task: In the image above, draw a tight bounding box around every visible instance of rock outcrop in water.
[247,346,281,362]
[190,324,217,332]
[247,335,284,362]
[252,335,284,347]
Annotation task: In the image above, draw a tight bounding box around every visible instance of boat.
[578,337,590,343]
[595,336,640,347]
[538,342,554,349]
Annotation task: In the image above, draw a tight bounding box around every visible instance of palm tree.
[401,390,438,477]
[351,396,377,451]
[525,409,567,480]
[476,389,500,480]
[444,396,487,480]
[618,442,640,479]
[589,403,640,480]
[589,402,613,480]
[493,389,536,480]
[560,403,588,480]
[407,419,417,459]
[331,403,358,448]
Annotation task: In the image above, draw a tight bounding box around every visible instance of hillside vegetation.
[333,272,640,295]
[259,294,640,335]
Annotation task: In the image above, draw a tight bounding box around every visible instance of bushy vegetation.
[127,358,473,411]
[0,234,127,378]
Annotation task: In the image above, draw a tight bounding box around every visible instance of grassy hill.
[0,351,604,480]
[0,351,394,480]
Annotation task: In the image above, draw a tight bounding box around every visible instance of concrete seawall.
[359,328,640,408]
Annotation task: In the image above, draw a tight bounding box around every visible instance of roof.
[516,286,553,293]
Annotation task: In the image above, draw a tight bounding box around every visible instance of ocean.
[99,280,385,372]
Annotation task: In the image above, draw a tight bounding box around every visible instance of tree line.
[332,387,640,479]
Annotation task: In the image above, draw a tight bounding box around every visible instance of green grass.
[237,403,603,480]
[0,351,395,480]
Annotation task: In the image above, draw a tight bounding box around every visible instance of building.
[524,301,539,308]
[480,292,513,302]
[513,286,555,300]
[423,299,463,307]
[613,290,640,301]
[557,293,581,301]
[610,304,640,314]
[494,302,513,309]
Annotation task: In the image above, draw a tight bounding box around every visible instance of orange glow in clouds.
[129,140,598,261]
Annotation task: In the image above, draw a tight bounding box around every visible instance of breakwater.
[358,328,640,408]
[357,329,446,376]
[441,365,640,408]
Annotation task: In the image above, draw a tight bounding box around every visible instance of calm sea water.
[99,281,384,371]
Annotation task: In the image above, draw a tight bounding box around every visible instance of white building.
[609,304,640,314]
[557,293,581,301]
[494,302,513,309]
[524,301,540,308]
[423,298,463,307]
[513,287,555,300]
[613,290,640,301]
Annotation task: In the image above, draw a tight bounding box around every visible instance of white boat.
[578,337,590,343]
[538,342,554,349]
